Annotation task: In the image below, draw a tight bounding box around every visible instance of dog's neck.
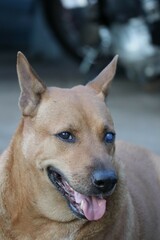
[0,120,44,238]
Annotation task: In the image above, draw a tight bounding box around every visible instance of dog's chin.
[47,166,115,221]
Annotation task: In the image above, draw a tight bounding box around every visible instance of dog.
[0,52,160,240]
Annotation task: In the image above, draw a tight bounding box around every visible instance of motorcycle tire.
[42,0,101,63]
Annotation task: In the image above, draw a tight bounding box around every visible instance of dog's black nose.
[92,170,118,194]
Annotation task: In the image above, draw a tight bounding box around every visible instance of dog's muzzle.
[47,166,117,221]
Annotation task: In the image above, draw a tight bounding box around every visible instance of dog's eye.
[104,132,115,144]
[56,132,75,143]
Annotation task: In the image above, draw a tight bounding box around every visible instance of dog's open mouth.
[47,166,107,221]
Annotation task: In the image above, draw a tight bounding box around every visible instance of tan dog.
[0,52,160,240]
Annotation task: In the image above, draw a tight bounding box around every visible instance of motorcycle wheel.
[42,0,103,63]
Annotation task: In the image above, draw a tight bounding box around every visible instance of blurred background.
[0,0,159,154]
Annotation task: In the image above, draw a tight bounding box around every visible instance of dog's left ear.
[87,55,118,98]
[17,52,46,116]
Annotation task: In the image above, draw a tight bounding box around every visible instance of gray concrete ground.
[0,52,160,155]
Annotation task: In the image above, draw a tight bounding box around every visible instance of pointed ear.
[17,52,46,116]
[87,55,118,98]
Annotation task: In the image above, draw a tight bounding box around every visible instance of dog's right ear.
[86,55,118,99]
[17,52,46,116]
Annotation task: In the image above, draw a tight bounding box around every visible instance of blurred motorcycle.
[43,0,160,83]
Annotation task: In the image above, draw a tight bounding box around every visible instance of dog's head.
[16,52,119,222]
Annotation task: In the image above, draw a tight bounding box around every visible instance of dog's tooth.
[80,199,84,209]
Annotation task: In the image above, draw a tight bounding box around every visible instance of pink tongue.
[74,192,106,221]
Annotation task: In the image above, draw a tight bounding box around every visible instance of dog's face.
[16,53,119,222]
